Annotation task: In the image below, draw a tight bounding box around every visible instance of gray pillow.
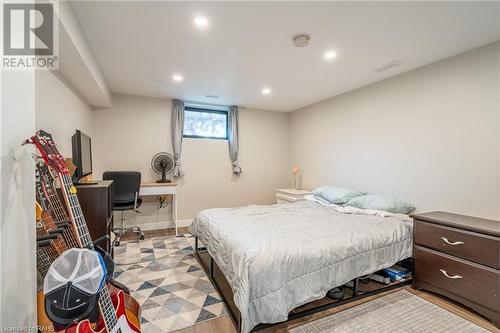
[312,186,366,204]
[346,194,416,214]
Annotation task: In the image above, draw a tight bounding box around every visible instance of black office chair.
[103,171,145,246]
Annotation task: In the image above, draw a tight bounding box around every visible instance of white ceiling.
[71,1,500,112]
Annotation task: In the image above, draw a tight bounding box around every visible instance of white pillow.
[346,194,416,214]
[312,186,366,204]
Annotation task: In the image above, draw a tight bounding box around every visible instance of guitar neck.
[46,182,69,222]
[59,174,120,331]
[44,181,80,248]
[58,172,94,249]
[99,285,119,331]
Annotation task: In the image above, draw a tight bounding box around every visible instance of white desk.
[139,182,178,235]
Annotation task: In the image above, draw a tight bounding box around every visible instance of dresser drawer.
[414,246,500,312]
[414,220,500,269]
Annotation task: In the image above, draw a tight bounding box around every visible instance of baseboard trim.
[178,219,193,227]
[139,219,193,231]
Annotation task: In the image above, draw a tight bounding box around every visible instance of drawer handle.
[440,269,463,279]
[440,237,464,246]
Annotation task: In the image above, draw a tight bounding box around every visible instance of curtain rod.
[183,100,243,110]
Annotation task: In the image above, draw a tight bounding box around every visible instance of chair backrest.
[103,171,141,204]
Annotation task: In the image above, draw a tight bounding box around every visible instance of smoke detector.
[293,34,310,48]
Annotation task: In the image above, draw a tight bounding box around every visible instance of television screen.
[72,130,92,180]
[80,133,92,176]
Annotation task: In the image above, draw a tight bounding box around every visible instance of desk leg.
[173,193,178,236]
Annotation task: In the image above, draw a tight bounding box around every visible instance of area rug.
[113,233,227,333]
[288,289,488,333]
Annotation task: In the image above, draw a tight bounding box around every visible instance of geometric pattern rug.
[113,233,227,332]
[288,289,488,333]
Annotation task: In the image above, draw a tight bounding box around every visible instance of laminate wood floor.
[173,287,499,333]
[124,228,499,333]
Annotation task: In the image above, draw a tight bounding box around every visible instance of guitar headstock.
[35,161,52,211]
[24,130,68,173]
[36,159,55,182]
[35,168,49,210]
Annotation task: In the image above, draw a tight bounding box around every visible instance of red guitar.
[26,130,141,333]
[68,288,140,333]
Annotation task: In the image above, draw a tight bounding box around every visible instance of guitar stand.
[37,239,56,247]
[48,228,66,235]
[37,234,58,242]
[55,221,71,229]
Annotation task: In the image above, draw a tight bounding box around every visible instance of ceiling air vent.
[204,94,222,99]
[374,60,404,73]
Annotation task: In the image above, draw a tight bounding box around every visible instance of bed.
[190,200,413,333]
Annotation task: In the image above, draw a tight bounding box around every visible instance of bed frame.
[194,237,412,333]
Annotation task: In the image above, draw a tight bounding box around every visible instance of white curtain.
[171,99,185,177]
[228,105,242,175]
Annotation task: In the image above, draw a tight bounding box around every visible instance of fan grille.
[151,152,175,176]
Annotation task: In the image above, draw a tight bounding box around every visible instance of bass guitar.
[26,130,141,333]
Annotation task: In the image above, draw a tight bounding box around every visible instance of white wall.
[92,94,289,226]
[35,42,500,224]
[35,71,93,157]
[289,42,500,220]
[0,70,37,328]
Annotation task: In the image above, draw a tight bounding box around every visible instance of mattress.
[190,200,413,333]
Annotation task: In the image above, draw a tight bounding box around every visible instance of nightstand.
[275,188,312,204]
[411,211,500,328]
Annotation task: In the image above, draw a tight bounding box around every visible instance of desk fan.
[151,152,175,183]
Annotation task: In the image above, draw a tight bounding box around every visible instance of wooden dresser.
[75,181,114,255]
[412,211,500,328]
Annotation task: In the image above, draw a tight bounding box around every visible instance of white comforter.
[190,201,413,333]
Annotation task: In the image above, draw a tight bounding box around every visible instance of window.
[183,107,228,140]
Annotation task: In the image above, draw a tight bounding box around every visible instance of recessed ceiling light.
[324,50,337,60]
[262,88,271,95]
[194,16,209,28]
[172,74,183,82]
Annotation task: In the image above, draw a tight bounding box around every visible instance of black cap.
[44,281,99,325]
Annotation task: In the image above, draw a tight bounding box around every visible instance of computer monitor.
[72,129,93,183]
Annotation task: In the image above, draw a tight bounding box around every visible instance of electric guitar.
[26,130,141,333]
[68,288,140,333]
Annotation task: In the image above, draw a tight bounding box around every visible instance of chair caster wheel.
[114,241,120,247]
[140,234,145,240]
